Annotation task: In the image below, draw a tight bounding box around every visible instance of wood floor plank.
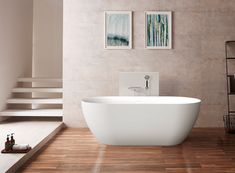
[19,128,235,173]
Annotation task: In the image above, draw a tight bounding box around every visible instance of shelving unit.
[224,41,235,133]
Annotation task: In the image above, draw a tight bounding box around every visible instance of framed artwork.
[104,11,132,49]
[145,11,172,49]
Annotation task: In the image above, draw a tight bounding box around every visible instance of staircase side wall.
[0,0,33,120]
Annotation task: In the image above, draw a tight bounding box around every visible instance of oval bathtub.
[81,96,201,146]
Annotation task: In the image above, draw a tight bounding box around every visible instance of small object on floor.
[1,147,31,154]
[4,134,11,151]
[2,133,31,153]
[10,133,15,149]
[10,133,15,145]
[1,144,31,154]
[4,133,16,151]
[12,144,30,150]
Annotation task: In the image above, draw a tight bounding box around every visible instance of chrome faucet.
[144,75,150,89]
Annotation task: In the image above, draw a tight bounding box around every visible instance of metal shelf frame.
[225,40,235,133]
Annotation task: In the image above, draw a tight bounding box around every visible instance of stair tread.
[18,78,62,83]
[12,87,63,93]
[0,109,63,116]
[7,98,63,100]
[7,98,63,104]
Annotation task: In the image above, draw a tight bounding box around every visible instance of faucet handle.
[144,75,150,80]
[144,75,150,89]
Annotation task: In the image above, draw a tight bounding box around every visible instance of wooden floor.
[20,128,235,173]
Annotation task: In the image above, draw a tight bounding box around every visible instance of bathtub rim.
[82,96,201,105]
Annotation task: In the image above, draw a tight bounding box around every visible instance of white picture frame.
[104,11,132,49]
[145,11,172,49]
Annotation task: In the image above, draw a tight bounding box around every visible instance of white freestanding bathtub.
[81,96,201,146]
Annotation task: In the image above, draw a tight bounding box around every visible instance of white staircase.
[0,77,63,117]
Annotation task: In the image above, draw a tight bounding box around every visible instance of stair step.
[12,87,63,93]
[7,98,63,104]
[18,78,62,83]
[0,109,63,117]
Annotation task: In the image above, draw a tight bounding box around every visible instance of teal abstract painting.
[145,11,172,49]
[105,11,132,49]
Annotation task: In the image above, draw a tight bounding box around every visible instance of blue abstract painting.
[146,12,172,49]
[105,12,131,48]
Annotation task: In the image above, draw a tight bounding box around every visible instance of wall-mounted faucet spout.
[144,75,150,89]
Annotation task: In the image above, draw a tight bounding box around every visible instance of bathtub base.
[82,96,201,146]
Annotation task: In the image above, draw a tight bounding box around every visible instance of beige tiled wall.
[63,0,235,127]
